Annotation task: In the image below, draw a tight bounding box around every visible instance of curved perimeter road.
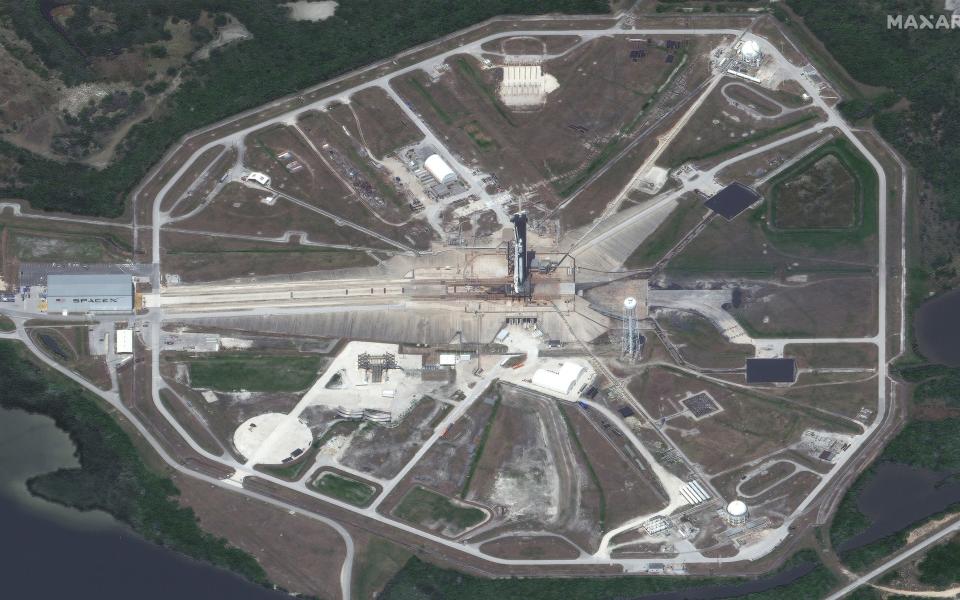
[9,324,357,599]
[0,10,910,592]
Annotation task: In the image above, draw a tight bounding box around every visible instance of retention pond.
[914,287,960,366]
[838,462,960,552]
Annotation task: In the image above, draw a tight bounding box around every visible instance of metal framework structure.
[510,212,529,295]
[357,352,398,383]
[622,296,639,359]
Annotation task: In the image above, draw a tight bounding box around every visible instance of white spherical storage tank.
[624,297,638,310]
[740,40,761,63]
[727,500,748,525]
[424,154,457,184]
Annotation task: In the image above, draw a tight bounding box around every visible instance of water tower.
[622,297,639,358]
[726,500,748,526]
[739,40,762,68]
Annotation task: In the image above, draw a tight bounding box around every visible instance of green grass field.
[669,114,819,168]
[460,393,500,498]
[312,471,377,507]
[454,57,515,127]
[761,138,878,251]
[352,539,412,600]
[625,196,706,268]
[187,354,322,392]
[394,486,485,533]
[11,232,109,263]
[409,76,453,125]
[0,315,15,332]
[666,138,878,275]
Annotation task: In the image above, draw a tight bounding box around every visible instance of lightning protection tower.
[622,297,639,359]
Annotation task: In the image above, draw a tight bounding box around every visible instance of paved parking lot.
[18,262,152,289]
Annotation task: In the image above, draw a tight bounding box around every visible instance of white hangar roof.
[424,154,456,184]
[531,362,585,395]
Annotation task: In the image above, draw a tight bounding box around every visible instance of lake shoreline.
[0,340,287,599]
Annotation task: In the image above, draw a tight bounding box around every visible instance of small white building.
[115,329,133,354]
[246,171,271,186]
[531,362,585,395]
[424,154,457,184]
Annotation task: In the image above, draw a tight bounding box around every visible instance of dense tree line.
[916,536,960,587]
[380,550,838,600]
[787,0,960,219]
[896,363,960,408]
[0,0,608,217]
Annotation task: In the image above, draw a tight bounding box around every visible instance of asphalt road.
[824,519,960,600]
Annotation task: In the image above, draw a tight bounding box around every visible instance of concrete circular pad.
[233,412,312,464]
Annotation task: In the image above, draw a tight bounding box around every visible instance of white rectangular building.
[47,274,133,313]
[115,329,133,354]
[424,154,457,184]
[531,362,585,395]
[246,171,271,185]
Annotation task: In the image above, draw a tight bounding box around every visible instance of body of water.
[839,462,960,552]
[0,407,287,599]
[914,287,960,366]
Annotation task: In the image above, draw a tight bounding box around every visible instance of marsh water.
[914,287,960,367]
[0,407,286,599]
[837,462,960,552]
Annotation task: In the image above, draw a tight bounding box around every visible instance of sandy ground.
[284,1,338,21]
[174,474,347,599]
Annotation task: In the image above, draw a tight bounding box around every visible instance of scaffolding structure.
[622,297,639,359]
[510,212,529,295]
[357,353,398,383]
